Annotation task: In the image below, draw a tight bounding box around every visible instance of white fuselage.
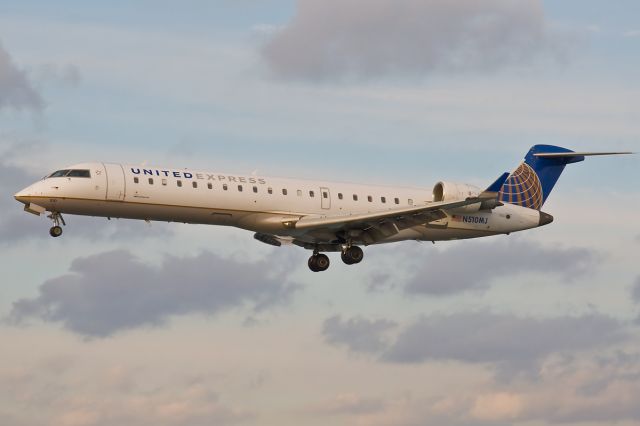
[14,162,542,246]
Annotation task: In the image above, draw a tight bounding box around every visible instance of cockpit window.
[48,170,70,178]
[47,169,91,178]
[67,169,91,178]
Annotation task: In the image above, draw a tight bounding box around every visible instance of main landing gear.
[308,252,330,272]
[341,245,364,265]
[48,212,65,238]
[307,245,365,272]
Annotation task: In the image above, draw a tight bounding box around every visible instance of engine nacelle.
[432,181,483,213]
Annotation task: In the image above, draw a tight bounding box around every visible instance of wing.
[281,196,490,247]
[254,173,510,249]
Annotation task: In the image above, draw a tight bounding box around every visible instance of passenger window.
[223,184,228,191]
[367,195,372,202]
[177,180,182,187]
[323,191,328,199]
[253,186,258,193]
[408,199,413,205]
[282,189,288,195]
[338,193,343,200]
[148,178,154,185]
[192,182,198,188]
[394,197,399,204]
[381,196,386,203]
[207,183,212,189]
[353,194,358,201]
[134,177,139,184]
[268,187,273,194]
[309,190,315,198]
[162,179,167,186]
[238,185,243,192]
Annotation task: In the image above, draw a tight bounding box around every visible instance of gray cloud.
[323,315,397,353]
[0,41,43,111]
[0,154,49,242]
[400,238,596,296]
[632,276,640,304]
[383,312,624,366]
[262,0,566,81]
[323,312,626,375]
[8,249,297,337]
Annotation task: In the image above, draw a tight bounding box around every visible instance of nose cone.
[539,211,554,226]
[14,183,36,204]
[14,189,30,204]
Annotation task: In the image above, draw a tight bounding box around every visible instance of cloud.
[323,312,626,376]
[33,63,82,87]
[0,361,253,426]
[299,351,640,425]
[0,151,51,242]
[8,249,297,337]
[304,393,385,417]
[0,41,43,111]
[400,238,597,296]
[323,315,397,353]
[383,312,624,366]
[632,276,640,304]
[262,0,566,82]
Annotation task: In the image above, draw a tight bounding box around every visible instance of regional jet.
[13,145,631,271]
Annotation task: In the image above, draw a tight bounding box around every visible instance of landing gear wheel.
[308,253,330,272]
[49,226,63,238]
[341,246,364,265]
[47,212,66,237]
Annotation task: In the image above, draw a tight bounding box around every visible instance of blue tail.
[499,145,585,209]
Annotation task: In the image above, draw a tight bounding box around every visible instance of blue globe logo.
[499,163,543,209]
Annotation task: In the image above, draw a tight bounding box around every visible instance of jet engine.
[432,181,483,213]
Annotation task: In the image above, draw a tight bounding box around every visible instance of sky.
[0,1,639,425]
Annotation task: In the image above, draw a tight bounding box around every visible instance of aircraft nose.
[539,211,554,226]
[14,187,32,204]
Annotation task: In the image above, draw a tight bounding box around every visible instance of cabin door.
[104,163,126,201]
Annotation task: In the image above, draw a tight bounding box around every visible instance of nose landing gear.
[47,212,65,238]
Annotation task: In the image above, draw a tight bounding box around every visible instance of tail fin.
[499,145,632,209]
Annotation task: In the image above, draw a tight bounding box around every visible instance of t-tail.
[499,144,632,209]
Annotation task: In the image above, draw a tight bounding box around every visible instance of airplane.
[13,145,632,272]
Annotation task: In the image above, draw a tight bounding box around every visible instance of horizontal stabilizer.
[534,151,633,158]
